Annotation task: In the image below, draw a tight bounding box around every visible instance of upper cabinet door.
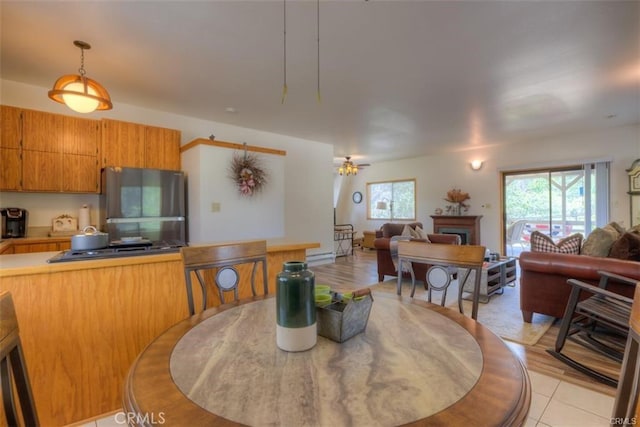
[144,126,181,170]
[1,105,22,149]
[101,119,145,168]
[22,150,62,191]
[22,109,63,153]
[0,106,23,190]
[0,148,22,190]
[62,116,100,156]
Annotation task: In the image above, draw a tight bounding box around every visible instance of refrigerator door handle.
[106,217,185,224]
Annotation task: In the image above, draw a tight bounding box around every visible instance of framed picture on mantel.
[431,215,482,245]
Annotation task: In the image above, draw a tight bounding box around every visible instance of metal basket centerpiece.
[316,288,373,343]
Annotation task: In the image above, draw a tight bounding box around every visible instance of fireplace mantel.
[431,215,483,245]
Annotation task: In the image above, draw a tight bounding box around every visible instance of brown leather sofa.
[518,251,640,322]
[373,222,460,282]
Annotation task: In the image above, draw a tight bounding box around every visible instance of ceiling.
[1,1,639,166]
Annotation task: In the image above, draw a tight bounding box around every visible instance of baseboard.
[306,252,335,266]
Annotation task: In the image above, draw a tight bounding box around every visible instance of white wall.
[336,124,640,254]
[182,144,286,243]
[0,79,335,256]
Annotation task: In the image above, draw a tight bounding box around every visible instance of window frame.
[366,178,416,221]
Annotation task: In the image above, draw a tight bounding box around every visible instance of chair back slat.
[0,291,39,426]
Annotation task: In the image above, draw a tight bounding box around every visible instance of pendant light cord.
[316,0,321,103]
[78,46,86,77]
[281,0,288,104]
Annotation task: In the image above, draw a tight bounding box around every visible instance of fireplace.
[431,215,482,245]
[438,227,471,245]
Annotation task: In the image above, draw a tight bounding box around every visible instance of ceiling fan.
[338,156,370,176]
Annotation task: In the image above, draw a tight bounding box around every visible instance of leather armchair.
[373,222,460,282]
[518,251,640,322]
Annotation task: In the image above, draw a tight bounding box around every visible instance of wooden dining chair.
[0,291,39,427]
[180,240,268,315]
[397,241,486,320]
[548,271,637,387]
[611,283,640,426]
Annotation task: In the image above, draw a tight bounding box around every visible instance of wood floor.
[311,249,621,397]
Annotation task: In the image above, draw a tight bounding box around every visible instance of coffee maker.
[1,208,28,238]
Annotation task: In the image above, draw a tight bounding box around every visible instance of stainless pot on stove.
[71,226,109,251]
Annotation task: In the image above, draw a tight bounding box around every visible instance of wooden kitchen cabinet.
[144,125,181,170]
[0,148,21,190]
[101,119,145,168]
[0,105,23,190]
[0,106,101,193]
[22,150,62,191]
[102,118,181,170]
[6,238,71,254]
[61,115,101,192]
[12,242,59,254]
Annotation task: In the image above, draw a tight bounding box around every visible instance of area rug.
[369,279,554,346]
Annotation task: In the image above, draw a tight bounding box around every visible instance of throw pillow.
[530,231,582,254]
[607,221,626,235]
[608,232,640,261]
[414,226,431,242]
[401,225,417,238]
[581,226,619,257]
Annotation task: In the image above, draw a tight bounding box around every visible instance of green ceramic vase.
[276,261,317,351]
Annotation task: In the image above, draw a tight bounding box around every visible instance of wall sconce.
[48,40,112,113]
[470,160,483,171]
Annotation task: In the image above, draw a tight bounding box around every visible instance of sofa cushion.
[609,232,640,261]
[581,224,621,257]
[530,231,582,254]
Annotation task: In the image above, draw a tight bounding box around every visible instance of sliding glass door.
[502,162,609,257]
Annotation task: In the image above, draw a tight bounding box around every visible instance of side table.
[460,257,517,303]
[362,231,377,249]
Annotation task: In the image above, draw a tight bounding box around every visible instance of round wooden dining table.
[123,292,530,426]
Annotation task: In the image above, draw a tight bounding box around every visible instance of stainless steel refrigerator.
[100,166,186,245]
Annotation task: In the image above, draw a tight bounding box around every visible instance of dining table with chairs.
[123,292,531,426]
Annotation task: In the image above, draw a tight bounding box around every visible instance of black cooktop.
[47,240,186,263]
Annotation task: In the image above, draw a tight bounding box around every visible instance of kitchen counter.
[0,238,319,426]
[0,239,320,277]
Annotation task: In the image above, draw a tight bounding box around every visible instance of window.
[367,179,416,220]
[501,161,610,256]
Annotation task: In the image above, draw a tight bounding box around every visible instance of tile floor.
[78,370,614,427]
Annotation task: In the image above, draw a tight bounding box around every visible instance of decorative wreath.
[228,146,268,196]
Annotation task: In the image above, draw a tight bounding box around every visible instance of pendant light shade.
[48,40,112,113]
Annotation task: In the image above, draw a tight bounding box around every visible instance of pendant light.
[48,40,112,113]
